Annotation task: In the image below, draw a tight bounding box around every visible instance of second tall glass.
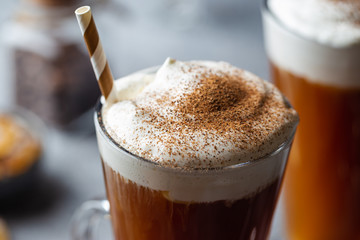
[262,1,360,239]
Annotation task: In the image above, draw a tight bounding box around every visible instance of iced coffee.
[95,59,298,240]
[263,0,360,239]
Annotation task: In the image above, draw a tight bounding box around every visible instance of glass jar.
[2,0,100,127]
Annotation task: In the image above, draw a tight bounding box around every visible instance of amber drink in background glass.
[263,0,360,239]
[72,59,298,240]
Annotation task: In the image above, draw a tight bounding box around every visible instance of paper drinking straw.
[75,6,117,103]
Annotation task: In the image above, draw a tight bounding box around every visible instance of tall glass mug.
[262,1,360,239]
[71,66,298,240]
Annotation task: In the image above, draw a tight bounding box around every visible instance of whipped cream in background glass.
[264,0,360,88]
[98,58,298,202]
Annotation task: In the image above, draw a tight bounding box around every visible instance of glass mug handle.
[71,199,110,240]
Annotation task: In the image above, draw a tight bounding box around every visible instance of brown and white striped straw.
[75,6,117,103]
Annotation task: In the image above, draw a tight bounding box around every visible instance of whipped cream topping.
[268,0,360,47]
[103,59,298,169]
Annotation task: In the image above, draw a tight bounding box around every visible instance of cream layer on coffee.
[97,59,298,202]
[103,59,297,169]
[264,0,360,87]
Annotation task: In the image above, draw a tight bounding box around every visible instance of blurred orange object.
[0,218,9,240]
[0,108,44,199]
[0,114,41,180]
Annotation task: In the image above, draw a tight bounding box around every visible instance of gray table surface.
[0,0,284,239]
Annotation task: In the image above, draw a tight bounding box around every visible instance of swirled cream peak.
[103,59,298,169]
[268,0,360,47]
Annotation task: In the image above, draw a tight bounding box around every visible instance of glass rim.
[95,99,297,174]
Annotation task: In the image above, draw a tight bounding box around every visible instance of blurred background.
[0,0,276,239]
